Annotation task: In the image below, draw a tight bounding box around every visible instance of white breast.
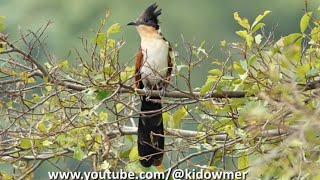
[140,38,169,87]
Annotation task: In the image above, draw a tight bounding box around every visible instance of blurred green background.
[1,0,318,87]
[1,0,319,178]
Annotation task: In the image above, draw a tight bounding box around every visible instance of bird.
[127,3,173,167]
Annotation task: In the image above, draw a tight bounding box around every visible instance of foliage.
[1,3,320,180]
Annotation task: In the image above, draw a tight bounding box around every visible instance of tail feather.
[138,96,164,167]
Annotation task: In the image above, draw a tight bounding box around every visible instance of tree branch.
[107,125,298,141]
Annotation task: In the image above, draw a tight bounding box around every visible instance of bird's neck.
[136,25,163,41]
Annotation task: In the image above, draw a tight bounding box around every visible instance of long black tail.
[138,96,164,167]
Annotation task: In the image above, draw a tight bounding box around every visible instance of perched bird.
[128,3,173,167]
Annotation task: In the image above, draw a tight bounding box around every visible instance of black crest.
[140,3,162,29]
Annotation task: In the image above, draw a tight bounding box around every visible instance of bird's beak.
[127,21,137,26]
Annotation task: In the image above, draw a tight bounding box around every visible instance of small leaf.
[283,33,302,45]
[163,112,174,128]
[252,10,271,29]
[238,152,250,172]
[306,68,320,78]
[129,146,139,161]
[45,86,52,92]
[236,30,248,39]
[234,12,250,30]
[220,40,227,47]
[251,23,265,33]
[73,144,86,160]
[200,76,217,95]
[42,140,53,147]
[120,149,131,159]
[99,112,108,121]
[95,33,106,46]
[240,60,248,71]
[233,62,246,74]
[208,69,222,76]
[224,125,236,139]
[96,90,110,100]
[300,12,312,33]
[248,55,257,66]
[6,101,12,107]
[255,34,262,45]
[37,121,47,133]
[27,77,35,83]
[173,106,188,128]
[57,60,69,68]
[20,138,32,149]
[116,103,123,112]
[107,23,122,36]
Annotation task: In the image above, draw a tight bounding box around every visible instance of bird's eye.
[143,18,148,22]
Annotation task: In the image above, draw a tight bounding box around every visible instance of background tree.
[1,1,320,179]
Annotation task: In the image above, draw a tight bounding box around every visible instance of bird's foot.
[159,88,165,98]
[143,87,152,98]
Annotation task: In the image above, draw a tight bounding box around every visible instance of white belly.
[140,38,169,87]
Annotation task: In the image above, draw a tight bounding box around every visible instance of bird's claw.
[159,88,165,98]
[143,87,152,98]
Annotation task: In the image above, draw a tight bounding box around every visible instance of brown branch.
[0,70,42,85]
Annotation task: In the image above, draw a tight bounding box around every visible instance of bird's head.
[128,3,162,35]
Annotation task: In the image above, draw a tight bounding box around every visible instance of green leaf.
[20,138,32,149]
[107,23,122,36]
[233,62,246,74]
[240,60,248,71]
[224,125,237,139]
[236,30,253,47]
[220,40,227,47]
[248,55,257,66]
[120,149,132,159]
[238,152,250,172]
[45,85,52,92]
[300,12,312,33]
[236,30,248,39]
[116,103,123,112]
[73,144,86,161]
[214,118,233,128]
[252,10,271,29]
[95,33,106,46]
[96,90,110,100]
[200,76,217,95]
[37,121,47,133]
[173,106,188,128]
[251,23,265,33]
[99,112,108,121]
[163,112,174,128]
[234,12,250,30]
[306,68,320,78]
[208,69,222,76]
[129,146,139,161]
[42,140,53,147]
[6,101,12,107]
[57,60,69,68]
[283,33,302,45]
